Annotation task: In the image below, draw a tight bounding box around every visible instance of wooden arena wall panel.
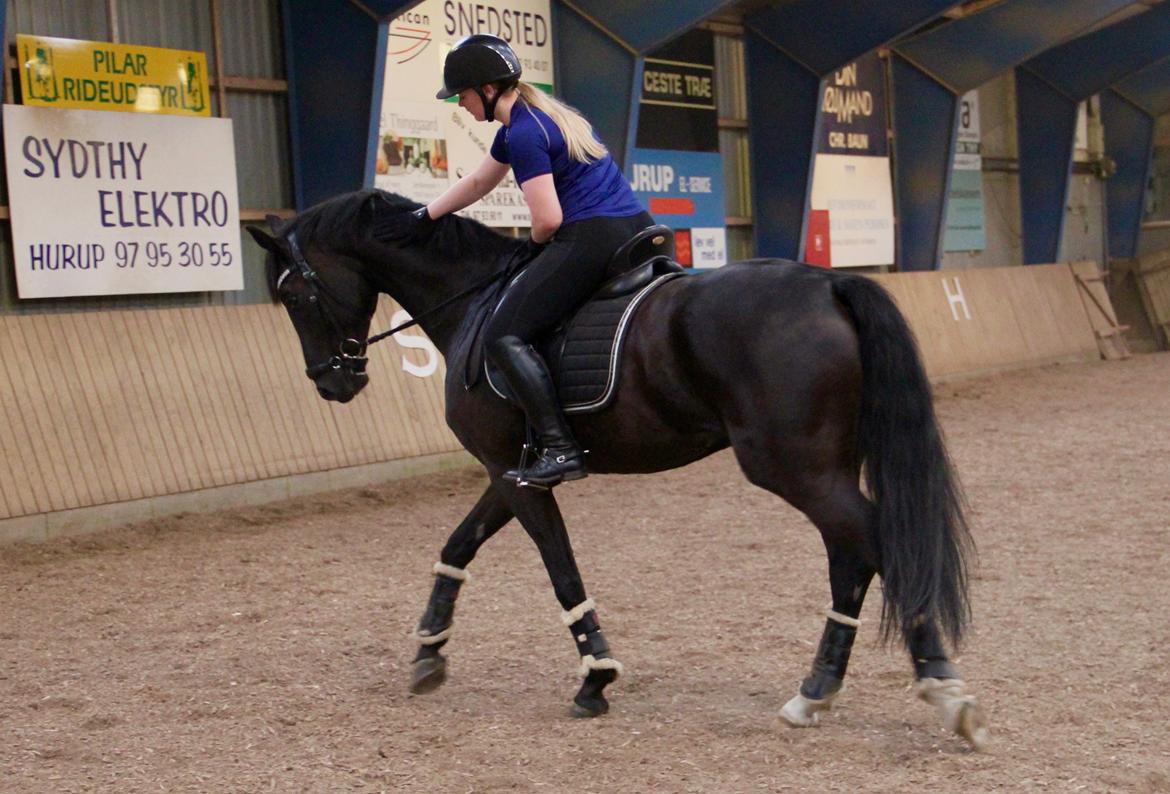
[1134,246,1170,347]
[0,302,459,521]
[868,263,1100,380]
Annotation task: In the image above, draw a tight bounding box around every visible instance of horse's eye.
[284,294,300,308]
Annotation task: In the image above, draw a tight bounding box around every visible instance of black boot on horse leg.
[410,563,468,694]
[488,335,586,488]
[908,616,989,749]
[563,599,622,717]
[410,486,514,695]
[781,607,862,727]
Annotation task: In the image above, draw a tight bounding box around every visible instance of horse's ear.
[246,225,281,253]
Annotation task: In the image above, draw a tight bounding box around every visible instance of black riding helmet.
[436,34,522,122]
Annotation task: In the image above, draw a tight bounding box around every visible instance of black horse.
[248,190,987,749]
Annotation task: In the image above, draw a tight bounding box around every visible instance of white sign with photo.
[3,104,242,298]
[375,0,553,227]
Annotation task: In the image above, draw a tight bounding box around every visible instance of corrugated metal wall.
[714,29,754,262]
[3,0,290,313]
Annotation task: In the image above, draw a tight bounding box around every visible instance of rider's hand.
[373,204,437,244]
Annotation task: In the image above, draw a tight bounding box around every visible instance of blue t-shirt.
[490,103,644,224]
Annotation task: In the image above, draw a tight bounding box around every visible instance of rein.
[284,230,510,380]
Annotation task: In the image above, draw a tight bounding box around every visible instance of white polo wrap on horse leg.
[825,606,861,628]
[914,677,989,750]
[562,599,623,678]
[561,598,596,626]
[433,561,470,582]
[413,562,469,645]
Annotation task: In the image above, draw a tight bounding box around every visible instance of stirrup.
[503,446,587,489]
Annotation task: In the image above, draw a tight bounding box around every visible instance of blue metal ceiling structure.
[283,0,405,209]
[1017,3,1170,263]
[887,0,1133,270]
[744,0,959,260]
[1102,59,1170,259]
[561,0,737,54]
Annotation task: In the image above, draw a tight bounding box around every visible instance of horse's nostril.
[317,386,334,400]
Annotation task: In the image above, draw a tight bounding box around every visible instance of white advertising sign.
[3,104,242,298]
[953,91,982,172]
[809,155,895,268]
[375,0,553,227]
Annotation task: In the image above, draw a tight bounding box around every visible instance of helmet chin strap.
[477,86,501,123]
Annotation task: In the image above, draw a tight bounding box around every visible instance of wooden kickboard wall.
[0,300,459,521]
[868,263,1100,381]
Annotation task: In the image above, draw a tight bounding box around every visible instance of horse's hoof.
[569,695,609,718]
[779,691,835,728]
[409,656,447,694]
[955,698,990,751]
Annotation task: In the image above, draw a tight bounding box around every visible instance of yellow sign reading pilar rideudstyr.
[18,34,210,117]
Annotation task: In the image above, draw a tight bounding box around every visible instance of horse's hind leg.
[907,618,989,748]
[410,485,513,694]
[774,481,879,728]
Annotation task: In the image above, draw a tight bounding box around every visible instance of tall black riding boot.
[488,335,587,488]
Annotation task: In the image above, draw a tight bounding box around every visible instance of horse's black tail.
[830,274,973,649]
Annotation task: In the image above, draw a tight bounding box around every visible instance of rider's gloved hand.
[373,204,437,244]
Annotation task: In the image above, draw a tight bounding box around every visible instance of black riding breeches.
[484,211,654,345]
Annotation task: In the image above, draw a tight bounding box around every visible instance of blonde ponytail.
[514,82,608,163]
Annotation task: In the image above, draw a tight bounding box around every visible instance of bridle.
[283,231,375,380]
[281,229,513,381]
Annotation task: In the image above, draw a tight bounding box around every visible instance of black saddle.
[462,225,686,413]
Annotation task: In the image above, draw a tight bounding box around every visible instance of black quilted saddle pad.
[485,271,683,414]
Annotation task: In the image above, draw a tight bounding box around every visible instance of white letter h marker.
[942,276,971,321]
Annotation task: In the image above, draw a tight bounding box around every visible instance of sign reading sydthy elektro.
[805,52,894,268]
[18,34,210,117]
[3,104,242,298]
[627,29,727,268]
[376,0,553,227]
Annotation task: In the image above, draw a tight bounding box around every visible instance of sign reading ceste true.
[3,104,243,298]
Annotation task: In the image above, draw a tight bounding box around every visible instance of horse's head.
[248,214,378,403]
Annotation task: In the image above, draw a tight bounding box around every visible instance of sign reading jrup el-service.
[3,104,242,298]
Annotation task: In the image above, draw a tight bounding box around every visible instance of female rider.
[394,34,653,488]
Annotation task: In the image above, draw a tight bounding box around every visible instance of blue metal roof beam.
[888,0,1133,270]
[744,0,960,259]
[561,0,739,54]
[283,0,416,209]
[1101,59,1170,260]
[1017,3,1170,263]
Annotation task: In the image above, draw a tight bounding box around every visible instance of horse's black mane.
[264,189,520,301]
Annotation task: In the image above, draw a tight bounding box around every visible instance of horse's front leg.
[499,482,622,718]
[410,484,513,694]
